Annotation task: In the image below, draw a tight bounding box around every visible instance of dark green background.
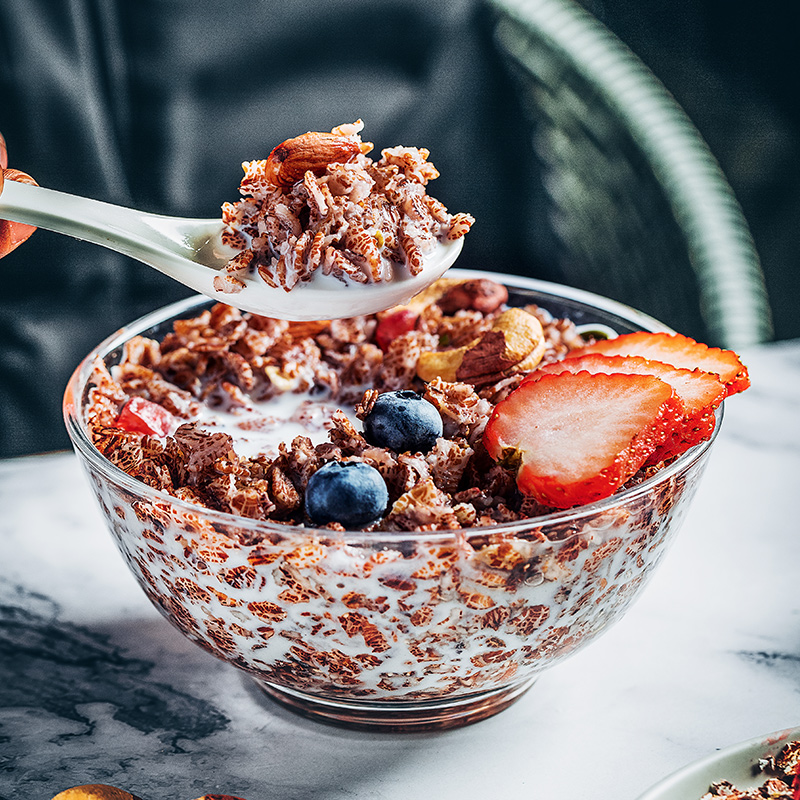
[0,0,794,457]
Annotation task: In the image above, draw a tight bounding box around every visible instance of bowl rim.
[62,269,721,543]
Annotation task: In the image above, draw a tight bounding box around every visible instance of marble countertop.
[1,339,799,800]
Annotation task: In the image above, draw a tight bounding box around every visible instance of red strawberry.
[116,396,175,437]
[483,372,684,508]
[570,331,749,396]
[375,307,418,352]
[526,353,726,462]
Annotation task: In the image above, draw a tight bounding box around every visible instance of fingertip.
[4,168,37,186]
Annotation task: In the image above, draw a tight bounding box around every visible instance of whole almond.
[51,785,142,800]
[437,278,508,315]
[264,132,360,187]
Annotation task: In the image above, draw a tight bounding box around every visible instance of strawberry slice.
[483,372,684,508]
[526,353,726,462]
[570,331,749,396]
[116,396,175,437]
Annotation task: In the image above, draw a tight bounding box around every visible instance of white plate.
[636,725,800,799]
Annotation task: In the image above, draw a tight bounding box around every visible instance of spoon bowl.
[0,180,464,319]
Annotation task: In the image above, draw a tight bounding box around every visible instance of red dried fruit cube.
[116,397,174,437]
[375,308,418,352]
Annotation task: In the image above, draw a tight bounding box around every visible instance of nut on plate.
[51,786,142,800]
[417,307,545,384]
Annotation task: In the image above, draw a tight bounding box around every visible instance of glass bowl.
[63,270,720,731]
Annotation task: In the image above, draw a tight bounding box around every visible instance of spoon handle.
[0,179,222,264]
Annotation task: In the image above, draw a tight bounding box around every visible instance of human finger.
[0,164,38,257]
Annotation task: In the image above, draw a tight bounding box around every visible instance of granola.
[216,121,474,293]
[75,276,712,705]
[701,739,800,799]
[83,280,602,528]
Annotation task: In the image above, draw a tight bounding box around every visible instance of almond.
[438,278,507,315]
[51,785,142,800]
[264,132,360,188]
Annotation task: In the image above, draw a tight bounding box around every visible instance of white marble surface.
[1,339,799,800]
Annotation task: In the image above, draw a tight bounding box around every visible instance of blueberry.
[305,461,389,528]
[363,390,443,453]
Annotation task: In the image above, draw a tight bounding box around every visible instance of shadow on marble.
[0,581,461,800]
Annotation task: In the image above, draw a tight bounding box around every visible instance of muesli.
[214,120,474,294]
[84,274,747,527]
[86,277,588,528]
[77,275,748,702]
[700,739,800,799]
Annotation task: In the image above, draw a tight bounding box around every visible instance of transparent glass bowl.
[63,270,719,730]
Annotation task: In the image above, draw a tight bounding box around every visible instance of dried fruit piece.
[416,308,545,384]
[572,331,750,396]
[528,352,726,462]
[375,307,418,352]
[402,277,463,314]
[483,371,683,508]
[476,308,545,375]
[264,131,361,188]
[415,345,464,383]
[116,396,175,437]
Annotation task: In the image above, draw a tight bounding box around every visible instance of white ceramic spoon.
[0,180,464,320]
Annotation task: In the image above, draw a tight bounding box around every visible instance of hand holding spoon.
[0,131,37,256]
